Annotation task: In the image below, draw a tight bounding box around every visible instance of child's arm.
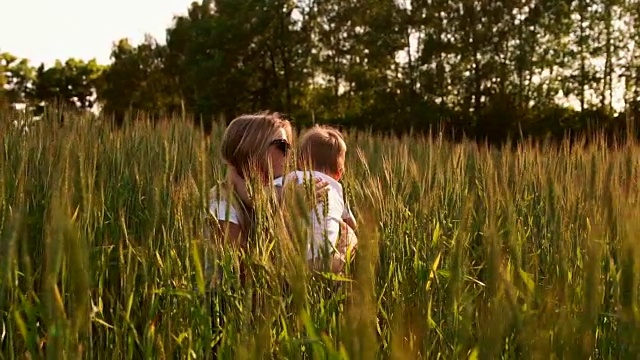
[342,204,357,232]
[343,215,357,232]
[331,220,357,273]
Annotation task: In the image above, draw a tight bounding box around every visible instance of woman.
[208,112,296,248]
[205,112,357,355]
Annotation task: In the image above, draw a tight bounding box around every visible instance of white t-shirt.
[281,170,356,261]
[207,172,356,260]
[205,180,280,289]
[208,189,242,225]
[208,178,283,226]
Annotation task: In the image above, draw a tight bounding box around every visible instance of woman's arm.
[208,219,247,286]
[209,185,246,249]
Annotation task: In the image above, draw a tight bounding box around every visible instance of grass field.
[1,111,640,359]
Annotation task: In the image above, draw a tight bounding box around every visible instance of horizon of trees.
[2,0,640,144]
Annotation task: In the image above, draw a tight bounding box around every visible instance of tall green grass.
[1,111,640,359]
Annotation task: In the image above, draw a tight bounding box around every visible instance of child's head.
[298,125,347,180]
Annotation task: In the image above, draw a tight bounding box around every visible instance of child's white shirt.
[280,170,356,261]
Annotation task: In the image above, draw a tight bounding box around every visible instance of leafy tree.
[34,59,103,110]
[5,0,640,142]
[96,36,182,124]
[165,0,312,127]
[0,52,35,105]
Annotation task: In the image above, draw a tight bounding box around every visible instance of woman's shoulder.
[208,183,241,225]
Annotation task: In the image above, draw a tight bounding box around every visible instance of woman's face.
[266,127,290,180]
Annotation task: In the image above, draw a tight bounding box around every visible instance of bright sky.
[0,0,192,66]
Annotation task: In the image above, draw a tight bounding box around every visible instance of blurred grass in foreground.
[1,111,640,359]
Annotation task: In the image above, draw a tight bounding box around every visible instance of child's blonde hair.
[298,125,346,175]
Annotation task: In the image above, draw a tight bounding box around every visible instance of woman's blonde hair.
[221,111,293,179]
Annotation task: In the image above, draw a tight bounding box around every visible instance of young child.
[282,125,357,272]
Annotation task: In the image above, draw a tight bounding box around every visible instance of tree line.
[2,0,640,143]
